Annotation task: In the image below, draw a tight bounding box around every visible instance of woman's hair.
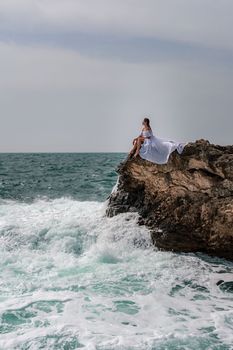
[143,117,151,128]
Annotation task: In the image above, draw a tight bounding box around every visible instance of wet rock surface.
[107,140,233,260]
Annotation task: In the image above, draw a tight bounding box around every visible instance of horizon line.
[0,151,127,154]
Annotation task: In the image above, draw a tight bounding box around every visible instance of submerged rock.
[107,140,233,261]
[217,280,233,293]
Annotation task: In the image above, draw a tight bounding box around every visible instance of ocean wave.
[0,198,232,349]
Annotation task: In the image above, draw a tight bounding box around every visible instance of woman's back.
[142,128,153,138]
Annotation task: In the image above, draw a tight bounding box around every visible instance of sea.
[0,153,232,350]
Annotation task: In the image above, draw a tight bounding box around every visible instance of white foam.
[0,198,232,349]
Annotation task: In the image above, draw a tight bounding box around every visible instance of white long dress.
[139,130,186,164]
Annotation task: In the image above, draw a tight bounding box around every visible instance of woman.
[129,118,186,164]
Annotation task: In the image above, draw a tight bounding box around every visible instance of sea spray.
[0,197,232,349]
[0,154,232,349]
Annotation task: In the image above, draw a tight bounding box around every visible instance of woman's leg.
[129,139,138,156]
[134,138,143,157]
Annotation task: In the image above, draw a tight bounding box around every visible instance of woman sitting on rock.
[129,117,186,164]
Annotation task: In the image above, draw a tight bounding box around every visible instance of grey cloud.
[0,0,233,52]
[1,29,233,66]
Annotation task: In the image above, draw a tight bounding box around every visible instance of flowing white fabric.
[139,130,186,164]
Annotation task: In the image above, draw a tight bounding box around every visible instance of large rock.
[106,140,233,260]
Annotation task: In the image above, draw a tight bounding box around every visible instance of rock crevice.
[107,140,233,260]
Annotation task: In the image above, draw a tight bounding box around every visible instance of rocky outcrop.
[107,140,233,261]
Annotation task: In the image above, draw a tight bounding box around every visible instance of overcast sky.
[0,0,232,152]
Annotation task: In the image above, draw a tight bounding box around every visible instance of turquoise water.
[0,154,233,350]
[0,153,122,202]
